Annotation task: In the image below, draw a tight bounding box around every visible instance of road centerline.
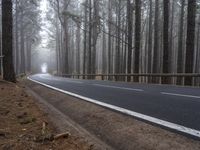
[63,80,83,84]
[161,92,200,99]
[93,84,144,92]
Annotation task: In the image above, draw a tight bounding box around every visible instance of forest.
[0,0,200,86]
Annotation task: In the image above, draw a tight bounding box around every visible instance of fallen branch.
[54,132,71,140]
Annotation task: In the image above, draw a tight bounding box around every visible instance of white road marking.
[28,76,200,138]
[93,84,144,92]
[63,80,83,84]
[161,92,200,99]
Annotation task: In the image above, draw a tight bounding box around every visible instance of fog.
[2,0,199,86]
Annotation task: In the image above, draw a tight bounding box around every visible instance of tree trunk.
[0,29,2,76]
[92,0,99,77]
[83,0,88,78]
[88,0,92,77]
[63,18,69,74]
[115,0,121,81]
[169,0,175,74]
[56,16,60,74]
[102,12,107,78]
[26,40,31,72]
[15,0,19,75]
[127,0,133,82]
[147,0,153,82]
[196,18,200,86]
[2,0,16,82]
[177,0,185,85]
[194,17,200,86]
[185,0,196,85]
[134,0,141,82]
[76,25,81,75]
[162,0,170,84]
[20,14,25,74]
[108,0,112,79]
[152,0,159,83]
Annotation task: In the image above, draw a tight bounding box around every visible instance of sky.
[40,0,48,15]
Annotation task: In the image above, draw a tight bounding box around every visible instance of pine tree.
[2,0,16,82]
[185,0,196,85]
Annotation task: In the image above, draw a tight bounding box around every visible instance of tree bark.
[152,0,159,83]
[115,0,121,81]
[83,0,88,78]
[147,0,153,82]
[20,13,25,74]
[108,0,112,79]
[127,0,133,82]
[162,0,170,84]
[2,0,16,82]
[88,0,92,77]
[15,0,19,75]
[134,0,141,82]
[169,0,175,74]
[177,0,185,85]
[76,24,81,75]
[185,0,196,85]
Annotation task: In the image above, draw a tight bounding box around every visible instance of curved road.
[28,74,200,138]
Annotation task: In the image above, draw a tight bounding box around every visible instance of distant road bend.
[28,74,200,139]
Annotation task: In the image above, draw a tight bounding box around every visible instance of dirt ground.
[0,80,93,150]
[25,80,200,150]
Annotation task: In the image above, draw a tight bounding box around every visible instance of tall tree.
[134,0,141,82]
[13,0,41,75]
[102,8,107,77]
[152,0,159,83]
[88,0,92,76]
[92,0,100,75]
[127,0,133,82]
[19,12,25,74]
[107,0,112,79]
[115,0,122,81]
[169,0,175,74]
[147,0,153,82]
[162,0,170,84]
[177,0,185,85]
[14,0,19,74]
[2,0,16,82]
[185,0,196,85]
[83,0,88,78]
[76,23,81,75]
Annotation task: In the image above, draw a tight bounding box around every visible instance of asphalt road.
[29,74,200,137]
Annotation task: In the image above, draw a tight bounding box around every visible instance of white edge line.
[161,92,200,99]
[27,77,200,138]
[93,84,144,92]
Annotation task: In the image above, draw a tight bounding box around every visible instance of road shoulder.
[25,79,200,150]
[0,80,98,150]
